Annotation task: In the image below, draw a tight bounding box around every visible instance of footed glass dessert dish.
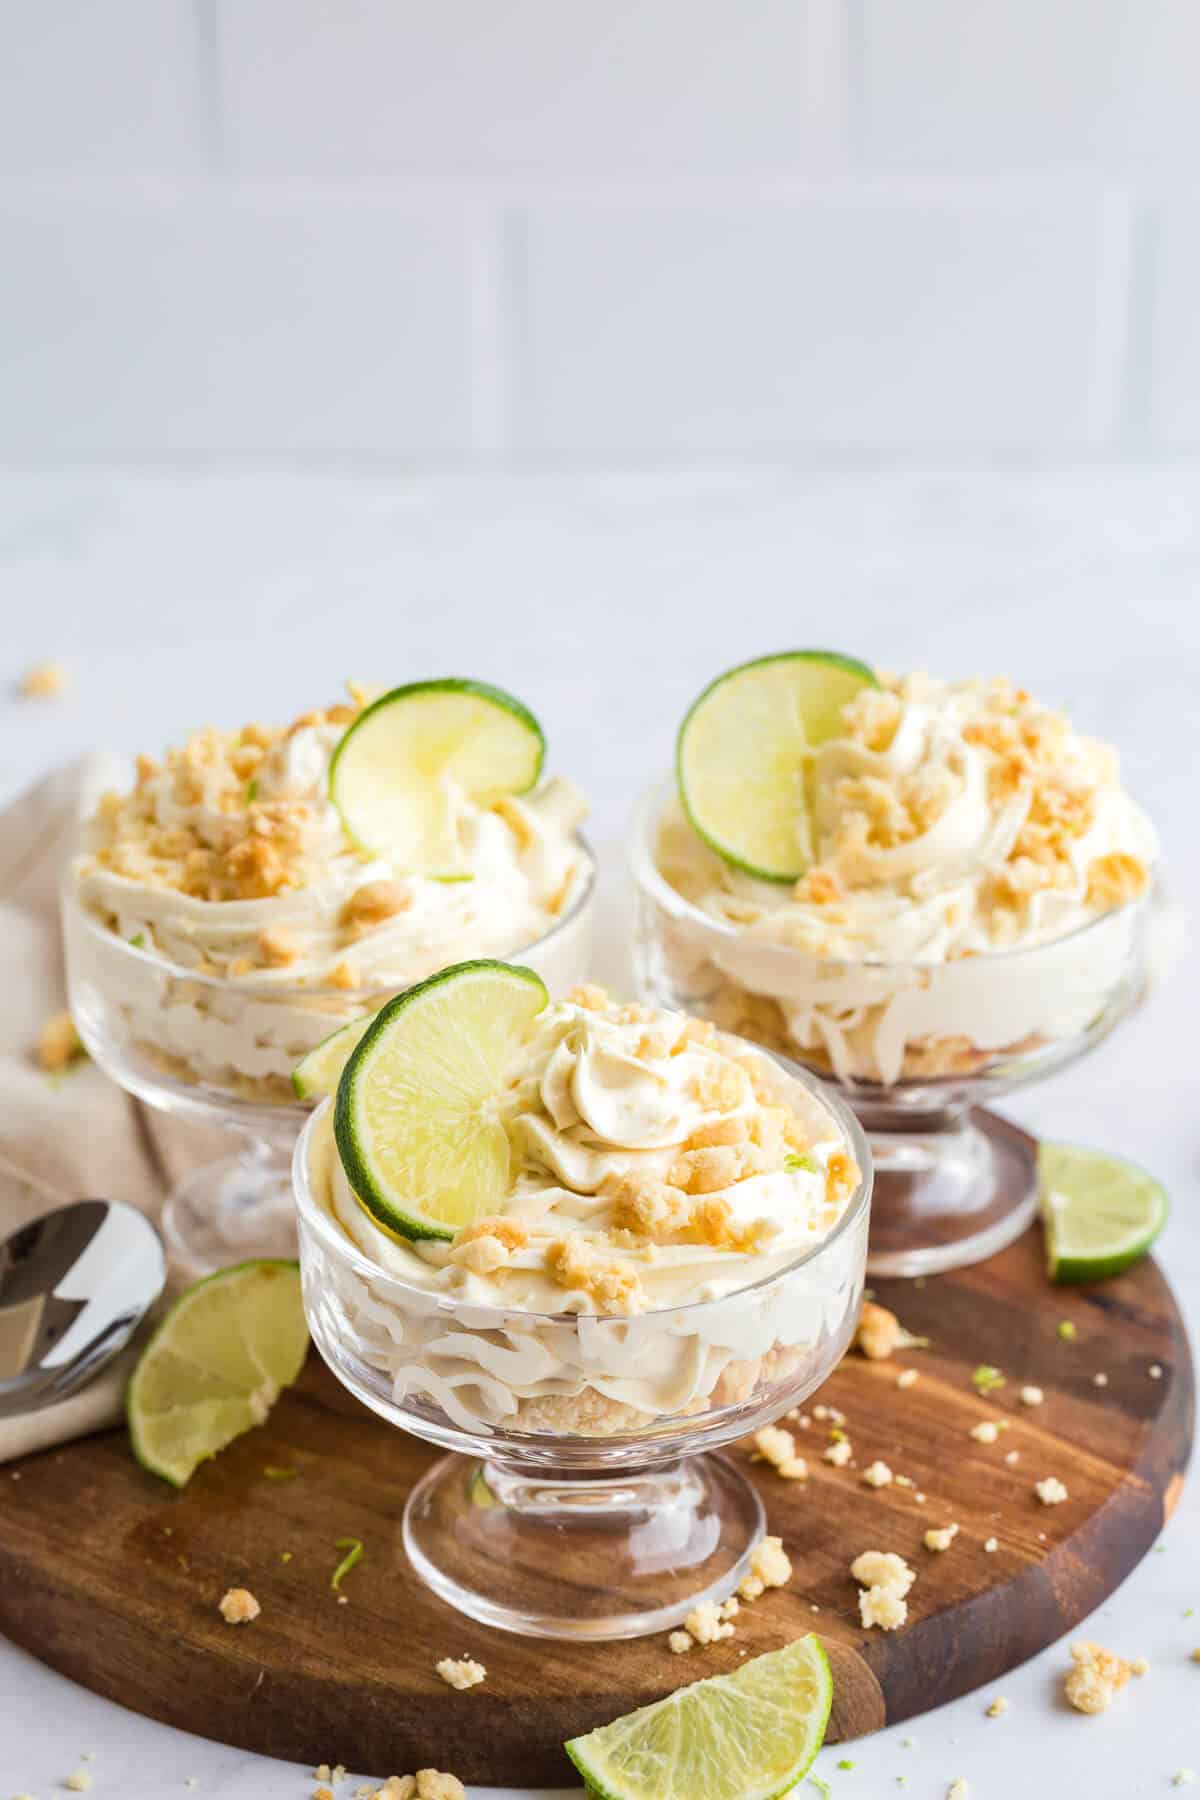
[633,658,1156,1276]
[292,983,872,1641]
[62,678,594,1273]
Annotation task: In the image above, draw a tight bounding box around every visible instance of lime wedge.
[566,1633,832,1800]
[1039,1142,1169,1284]
[677,651,877,882]
[292,1016,372,1100]
[334,958,548,1242]
[127,1261,308,1487]
[329,678,545,865]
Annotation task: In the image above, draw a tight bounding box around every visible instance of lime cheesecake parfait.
[64,679,594,1272]
[292,960,871,1639]
[630,652,1155,1275]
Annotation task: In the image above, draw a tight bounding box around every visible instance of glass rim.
[291,1047,873,1328]
[62,834,596,999]
[627,778,1151,972]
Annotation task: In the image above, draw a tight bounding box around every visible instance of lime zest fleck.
[129,932,146,948]
[331,1536,364,1590]
[837,1759,856,1770]
[972,1365,1006,1394]
[431,873,475,884]
[281,1550,293,1564]
[809,1780,833,1799]
[1058,1320,1078,1340]
[785,1152,817,1172]
[245,778,258,803]
[263,1465,299,1480]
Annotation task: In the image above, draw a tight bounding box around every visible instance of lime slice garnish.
[334,958,548,1242]
[329,678,545,865]
[127,1261,308,1487]
[565,1633,832,1800]
[676,651,877,883]
[1039,1142,1169,1284]
[292,1016,372,1100]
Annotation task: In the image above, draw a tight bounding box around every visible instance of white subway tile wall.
[0,0,1194,456]
[519,192,1129,453]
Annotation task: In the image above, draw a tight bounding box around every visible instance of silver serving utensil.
[0,1200,165,1417]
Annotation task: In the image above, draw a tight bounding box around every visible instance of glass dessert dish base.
[862,1105,1037,1277]
[404,1451,764,1641]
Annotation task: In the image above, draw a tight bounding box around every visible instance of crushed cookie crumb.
[984,1537,998,1553]
[969,1421,1000,1444]
[36,1009,86,1072]
[851,1551,915,1595]
[64,1777,92,1795]
[218,1586,260,1623]
[859,1585,908,1630]
[986,1695,1009,1717]
[1020,1385,1044,1406]
[947,1782,971,1800]
[683,1600,735,1646]
[668,1629,692,1654]
[435,1655,486,1690]
[1150,1364,1164,1379]
[862,1460,893,1488]
[896,1368,919,1389]
[824,1438,852,1467]
[20,659,70,699]
[923,1523,959,1553]
[1035,1477,1069,1506]
[1004,1449,1020,1465]
[1092,1371,1108,1387]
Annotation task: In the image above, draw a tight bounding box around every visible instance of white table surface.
[0,465,1196,1799]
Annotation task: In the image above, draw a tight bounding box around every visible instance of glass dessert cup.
[292,1086,871,1643]
[629,784,1150,1278]
[62,861,595,1275]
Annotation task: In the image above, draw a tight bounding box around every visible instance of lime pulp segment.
[127,1260,308,1487]
[328,677,545,866]
[676,651,877,883]
[292,1015,373,1100]
[334,958,548,1242]
[565,1634,833,1800]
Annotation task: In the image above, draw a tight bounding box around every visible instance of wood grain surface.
[0,1224,1191,1788]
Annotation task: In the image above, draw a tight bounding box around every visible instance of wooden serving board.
[0,1224,1192,1788]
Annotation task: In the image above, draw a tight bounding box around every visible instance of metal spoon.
[0,1200,165,1417]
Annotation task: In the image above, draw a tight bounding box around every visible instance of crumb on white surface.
[218,1587,260,1624]
[1035,1477,1069,1506]
[64,1776,92,1794]
[435,1655,486,1690]
[19,659,70,698]
[1131,1657,1149,1677]
[1173,1773,1197,1788]
[986,1695,1009,1717]
[947,1779,971,1799]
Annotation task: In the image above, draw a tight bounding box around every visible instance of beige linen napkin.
[0,760,222,1463]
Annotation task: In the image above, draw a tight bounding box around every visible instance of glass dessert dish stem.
[403,1448,766,1641]
[855,1098,1038,1278]
[159,1130,301,1276]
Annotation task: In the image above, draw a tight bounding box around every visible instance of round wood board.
[1,1222,1192,1788]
